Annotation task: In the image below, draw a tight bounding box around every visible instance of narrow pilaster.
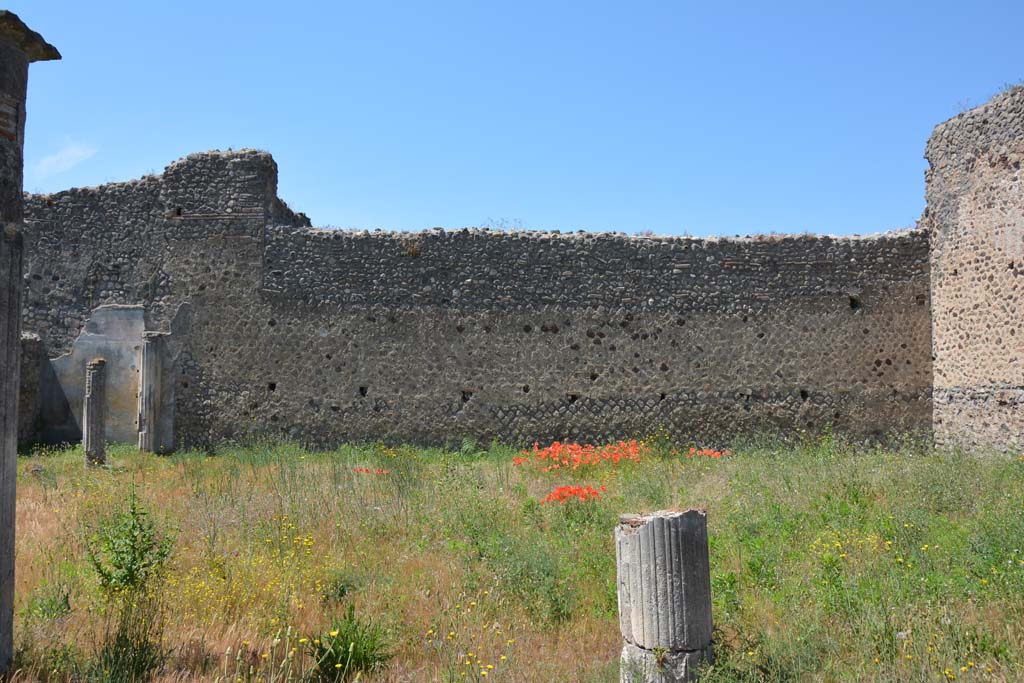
[83,358,106,465]
[616,510,714,683]
[137,332,162,452]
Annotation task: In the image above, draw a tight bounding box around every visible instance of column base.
[620,642,713,683]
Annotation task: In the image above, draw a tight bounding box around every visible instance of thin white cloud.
[32,142,97,179]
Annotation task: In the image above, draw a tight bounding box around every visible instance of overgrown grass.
[8,435,1024,681]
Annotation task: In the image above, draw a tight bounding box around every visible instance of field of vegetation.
[9,433,1024,682]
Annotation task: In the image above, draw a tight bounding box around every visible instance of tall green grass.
[11,434,1024,682]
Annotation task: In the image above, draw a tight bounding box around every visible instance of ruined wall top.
[926,86,1024,177]
[0,11,60,62]
[22,143,934,448]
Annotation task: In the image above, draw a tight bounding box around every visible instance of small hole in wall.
[462,390,473,403]
[590,372,599,381]
[268,319,277,327]
[358,386,368,397]
[848,295,861,311]
[659,392,666,401]
[267,382,277,392]
[800,389,809,401]
[952,268,958,276]
[567,393,578,404]
[330,405,340,412]
[660,362,669,372]
[523,324,533,333]
[456,325,465,333]
[174,207,182,217]
[521,385,530,394]
[182,381,189,389]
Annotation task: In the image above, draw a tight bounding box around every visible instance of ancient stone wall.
[16,333,40,446]
[21,149,934,448]
[925,86,1024,453]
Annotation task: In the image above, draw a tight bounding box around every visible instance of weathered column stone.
[616,510,713,683]
[137,332,163,452]
[0,196,21,678]
[83,358,107,465]
[0,10,60,675]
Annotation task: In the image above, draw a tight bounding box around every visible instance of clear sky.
[10,1,1023,236]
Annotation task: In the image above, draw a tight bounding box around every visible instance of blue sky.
[11,1,1023,236]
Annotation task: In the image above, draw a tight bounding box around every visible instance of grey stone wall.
[926,86,1024,453]
[22,150,934,449]
[16,333,40,446]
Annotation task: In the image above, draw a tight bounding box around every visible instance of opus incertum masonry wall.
[16,88,1023,453]
[926,87,1024,452]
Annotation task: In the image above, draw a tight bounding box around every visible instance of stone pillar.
[0,10,60,675]
[83,358,106,465]
[137,332,166,453]
[616,510,714,683]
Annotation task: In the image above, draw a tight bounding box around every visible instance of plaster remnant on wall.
[43,305,144,444]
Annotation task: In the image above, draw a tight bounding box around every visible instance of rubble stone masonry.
[17,88,1022,451]
[926,86,1024,452]
[21,147,935,449]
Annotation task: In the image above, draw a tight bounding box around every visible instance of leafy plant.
[85,493,173,595]
[307,604,393,682]
[321,569,359,605]
[26,582,71,620]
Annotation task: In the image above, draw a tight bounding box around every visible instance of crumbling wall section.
[22,150,933,449]
[926,86,1024,452]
